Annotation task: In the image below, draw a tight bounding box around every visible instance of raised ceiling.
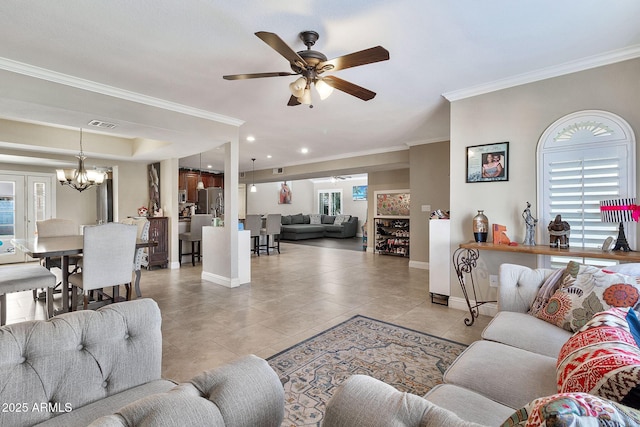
[0,1,638,173]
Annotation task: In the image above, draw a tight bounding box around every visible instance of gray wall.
[449,58,640,302]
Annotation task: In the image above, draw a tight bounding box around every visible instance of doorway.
[0,172,55,264]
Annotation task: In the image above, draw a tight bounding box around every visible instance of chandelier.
[55,129,105,192]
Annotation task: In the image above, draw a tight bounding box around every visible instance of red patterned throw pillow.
[534,261,640,332]
[557,307,640,409]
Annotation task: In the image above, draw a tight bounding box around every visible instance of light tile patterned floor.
[6,242,491,382]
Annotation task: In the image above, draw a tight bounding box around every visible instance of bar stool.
[245,214,263,256]
[178,214,212,266]
[0,264,56,325]
[260,214,282,255]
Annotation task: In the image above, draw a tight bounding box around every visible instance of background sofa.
[324,262,640,426]
[0,299,284,427]
[280,213,358,240]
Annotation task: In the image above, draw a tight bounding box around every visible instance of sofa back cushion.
[281,215,291,225]
[322,215,335,224]
[533,261,640,332]
[291,213,304,224]
[556,307,640,409]
[0,299,162,426]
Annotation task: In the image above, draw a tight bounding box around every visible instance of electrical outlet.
[489,275,499,288]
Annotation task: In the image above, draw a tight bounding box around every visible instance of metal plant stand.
[452,247,496,326]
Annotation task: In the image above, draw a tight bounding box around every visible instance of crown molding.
[405,137,450,146]
[443,44,640,102]
[0,57,244,127]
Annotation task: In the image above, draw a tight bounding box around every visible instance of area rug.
[267,315,466,426]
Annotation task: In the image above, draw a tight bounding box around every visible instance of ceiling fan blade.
[316,46,389,73]
[287,95,301,106]
[255,31,308,68]
[223,72,295,80]
[322,76,376,101]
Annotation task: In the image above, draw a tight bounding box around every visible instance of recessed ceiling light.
[207,165,212,168]
[301,148,309,154]
[246,136,255,142]
[267,155,272,158]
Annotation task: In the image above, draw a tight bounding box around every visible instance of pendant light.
[196,153,205,190]
[56,128,105,192]
[250,158,257,193]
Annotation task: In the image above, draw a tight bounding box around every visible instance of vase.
[473,210,488,242]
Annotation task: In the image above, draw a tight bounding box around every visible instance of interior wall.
[409,141,450,265]
[449,58,640,304]
[246,180,314,215]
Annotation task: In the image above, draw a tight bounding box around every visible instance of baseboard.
[408,260,428,270]
[448,296,498,317]
[201,271,240,288]
[169,261,180,269]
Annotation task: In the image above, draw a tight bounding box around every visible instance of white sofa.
[324,263,578,426]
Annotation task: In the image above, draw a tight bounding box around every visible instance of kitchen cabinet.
[179,169,224,203]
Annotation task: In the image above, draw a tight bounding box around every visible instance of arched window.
[537,110,636,268]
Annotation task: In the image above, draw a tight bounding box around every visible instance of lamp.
[56,129,105,193]
[315,78,334,100]
[196,153,205,190]
[250,158,257,193]
[600,197,639,252]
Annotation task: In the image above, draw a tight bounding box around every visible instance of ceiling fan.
[223,31,389,107]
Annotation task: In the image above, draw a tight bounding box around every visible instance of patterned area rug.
[267,315,466,426]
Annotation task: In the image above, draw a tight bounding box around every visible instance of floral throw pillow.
[533,261,640,332]
[500,392,640,427]
[557,307,640,409]
[309,214,322,225]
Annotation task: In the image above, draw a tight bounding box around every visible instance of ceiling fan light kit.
[223,30,389,107]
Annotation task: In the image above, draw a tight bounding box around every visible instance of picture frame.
[352,185,367,201]
[466,142,509,183]
[374,190,410,218]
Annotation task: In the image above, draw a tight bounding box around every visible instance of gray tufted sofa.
[0,298,284,427]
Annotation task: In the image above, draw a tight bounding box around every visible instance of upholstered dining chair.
[34,218,82,300]
[69,223,137,310]
[260,214,282,255]
[244,214,263,256]
[178,214,212,266]
[120,217,150,299]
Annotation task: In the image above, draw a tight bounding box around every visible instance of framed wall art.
[466,142,509,183]
[352,185,367,201]
[374,190,410,218]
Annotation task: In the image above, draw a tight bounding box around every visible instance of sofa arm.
[89,355,284,427]
[342,216,358,237]
[498,263,555,313]
[323,375,485,427]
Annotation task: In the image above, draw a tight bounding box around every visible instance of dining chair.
[34,218,82,300]
[260,214,282,255]
[69,223,137,310]
[120,217,150,299]
[244,214,263,256]
[178,214,212,266]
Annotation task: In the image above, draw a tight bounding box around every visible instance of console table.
[453,242,640,326]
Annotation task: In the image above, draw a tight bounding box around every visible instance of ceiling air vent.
[273,167,284,175]
[88,119,118,129]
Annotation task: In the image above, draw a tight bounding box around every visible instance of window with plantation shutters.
[537,111,636,269]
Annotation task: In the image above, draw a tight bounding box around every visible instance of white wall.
[246,177,368,235]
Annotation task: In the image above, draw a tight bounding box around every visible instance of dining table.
[11,235,156,314]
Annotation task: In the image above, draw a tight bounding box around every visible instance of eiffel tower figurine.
[612,221,632,252]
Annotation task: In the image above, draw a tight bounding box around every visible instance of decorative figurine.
[548,214,570,248]
[522,202,537,246]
